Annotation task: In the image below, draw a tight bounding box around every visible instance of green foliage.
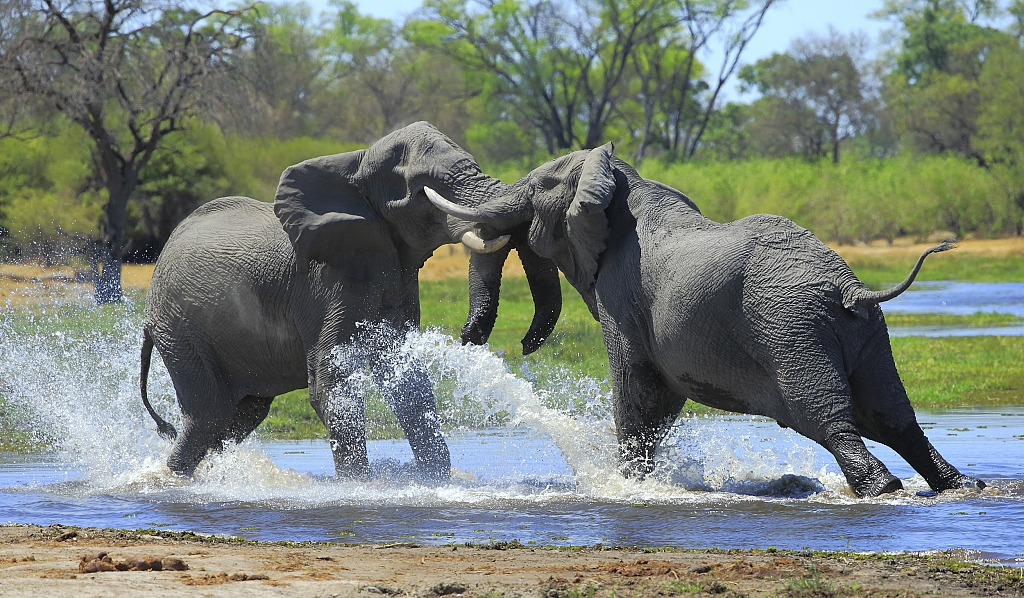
[125,125,235,261]
[640,154,1016,242]
[0,121,102,261]
[221,135,363,202]
[0,121,362,263]
[877,0,1010,164]
[736,29,873,164]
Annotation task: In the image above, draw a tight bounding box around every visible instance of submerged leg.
[765,338,902,498]
[604,321,687,480]
[371,345,451,484]
[849,338,984,493]
[220,396,275,445]
[167,415,230,477]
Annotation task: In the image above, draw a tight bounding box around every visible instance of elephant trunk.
[462,227,563,355]
[854,239,956,306]
[425,183,533,233]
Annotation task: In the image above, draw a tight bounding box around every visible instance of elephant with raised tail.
[425,144,985,498]
[139,122,560,481]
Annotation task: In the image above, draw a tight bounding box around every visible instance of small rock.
[163,558,188,571]
[430,582,467,596]
[686,565,711,574]
[80,559,116,573]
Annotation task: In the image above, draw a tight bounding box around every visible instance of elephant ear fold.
[564,142,616,290]
[275,150,400,280]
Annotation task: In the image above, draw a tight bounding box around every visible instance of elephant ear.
[274,150,400,282]
[563,142,616,290]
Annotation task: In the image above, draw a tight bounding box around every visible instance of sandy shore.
[0,525,1020,597]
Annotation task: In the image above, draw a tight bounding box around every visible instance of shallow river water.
[1,282,1023,566]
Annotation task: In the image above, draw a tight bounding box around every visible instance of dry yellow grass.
[831,236,1024,261]
[0,263,154,306]
[1,235,1019,302]
[419,245,525,280]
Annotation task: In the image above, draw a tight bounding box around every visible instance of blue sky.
[315,0,892,99]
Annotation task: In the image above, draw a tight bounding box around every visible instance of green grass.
[883,312,1024,328]
[892,336,1024,406]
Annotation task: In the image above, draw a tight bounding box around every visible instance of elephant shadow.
[652,438,827,498]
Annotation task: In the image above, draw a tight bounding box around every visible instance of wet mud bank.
[1,525,1021,597]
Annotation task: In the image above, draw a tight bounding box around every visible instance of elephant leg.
[162,345,235,477]
[309,361,369,478]
[767,340,902,498]
[370,350,451,484]
[167,414,231,477]
[168,397,271,476]
[605,329,686,479]
[220,396,274,445]
[848,341,984,493]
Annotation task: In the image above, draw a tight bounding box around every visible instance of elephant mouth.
[424,187,510,254]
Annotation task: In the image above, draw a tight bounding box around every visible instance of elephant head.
[275,122,509,285]
[275,121,562,344]
[425,143,621,348]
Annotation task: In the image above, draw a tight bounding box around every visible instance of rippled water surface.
[886,281,1024,336]
[1,289,1023,566]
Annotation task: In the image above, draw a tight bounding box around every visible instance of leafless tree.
[0,0,251,302]
[668,0,778,160]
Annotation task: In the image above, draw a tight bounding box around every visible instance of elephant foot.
[855,473,903,498]
[415,464,452,486]
[931,475,986,493]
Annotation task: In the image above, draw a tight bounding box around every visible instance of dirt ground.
[0,525,1021,597]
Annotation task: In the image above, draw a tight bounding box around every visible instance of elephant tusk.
[461,230,510,254]
[424,186,483,222]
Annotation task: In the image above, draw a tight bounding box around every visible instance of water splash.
[0,305,966,506]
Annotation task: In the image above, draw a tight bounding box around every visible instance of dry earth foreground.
[0,525,1021,597]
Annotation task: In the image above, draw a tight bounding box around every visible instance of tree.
[0,0,250,302]
[874,0,1005,164]
[659,0,777,161]
[417,0,680,154]
[224,2,329,139]
[738,28,875,163]
[322,1,474,143]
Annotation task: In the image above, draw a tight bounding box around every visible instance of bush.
[639,155,1017,242]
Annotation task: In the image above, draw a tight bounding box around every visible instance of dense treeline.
[1,0,1023,291]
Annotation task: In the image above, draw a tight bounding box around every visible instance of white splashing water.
[1,305,929,507]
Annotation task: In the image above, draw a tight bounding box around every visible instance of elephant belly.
[653,340,779,419]
[639,233,785,422]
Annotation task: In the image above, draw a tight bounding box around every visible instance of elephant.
[425,143,986,498]
[139,122,561,482]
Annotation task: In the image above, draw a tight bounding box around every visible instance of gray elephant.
[427,143,985,498]
[139,122,560,482]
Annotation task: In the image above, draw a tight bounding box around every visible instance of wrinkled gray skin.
[140,122,556,482]
[431,144,985,498]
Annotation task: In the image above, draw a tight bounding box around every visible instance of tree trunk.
[94,172,133,304]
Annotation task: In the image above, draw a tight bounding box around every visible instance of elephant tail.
[141,328,177,440]
[854,238,956,307]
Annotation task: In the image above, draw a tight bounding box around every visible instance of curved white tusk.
[461,230,511,254]
[424,186,483,222]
